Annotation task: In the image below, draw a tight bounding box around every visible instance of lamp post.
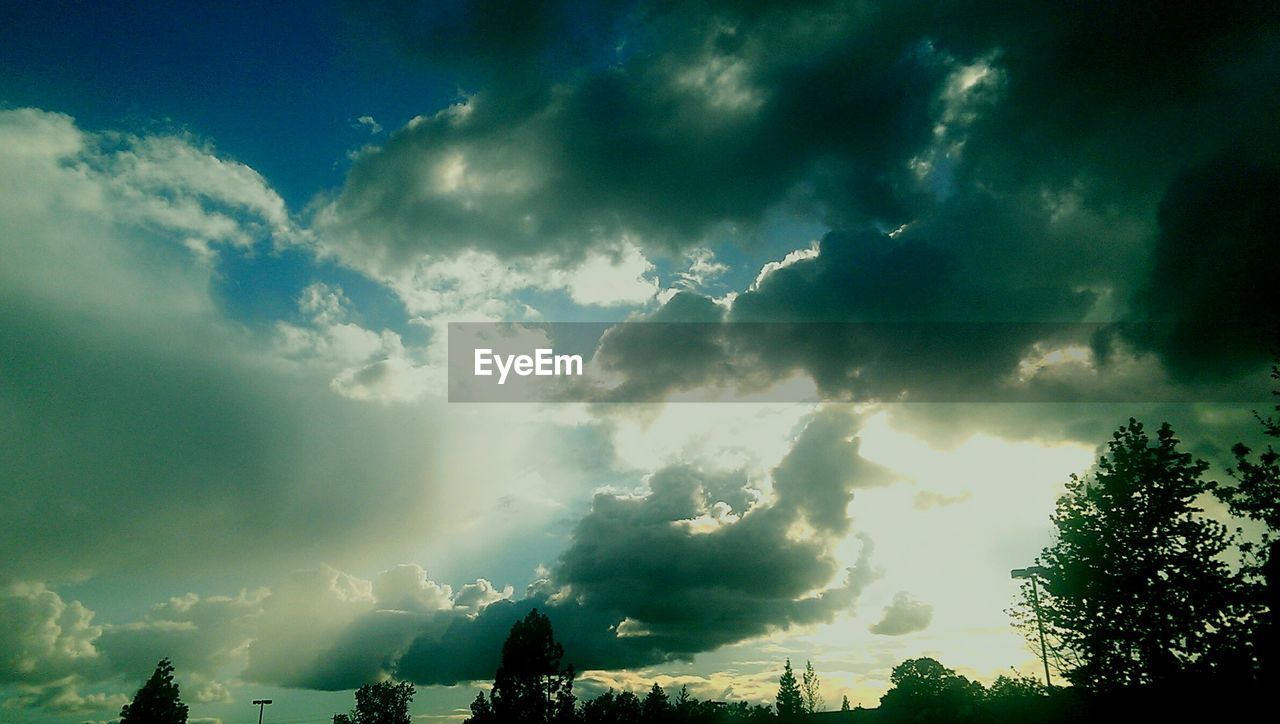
[1011,566,1052,687]
[252,699,273,724]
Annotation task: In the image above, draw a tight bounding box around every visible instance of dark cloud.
[587,193,1274,403]
[348,0,635,95]
[318,1,952,266]
[1119,155,1280,379]
[931,0,1280,201]
[392,408,884,686]
[327,0,1280,406]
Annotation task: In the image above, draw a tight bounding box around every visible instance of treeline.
[458,612,1067,723]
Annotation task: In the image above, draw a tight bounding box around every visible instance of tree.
[120,658,189,724]
[801,660,824,713]
[468,691,494,724]
[641,683,671,723]
[840,695,851,712]
[775,658,803,718]
[1018,419,1242,690]
[879,658,984,713]
[986,673,1045,701]
[582,689,641,723]
[349,680,415,724]
[488,608,577,723]
[1216,354,1280,682]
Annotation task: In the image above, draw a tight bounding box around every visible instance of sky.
[1,1,1279,721]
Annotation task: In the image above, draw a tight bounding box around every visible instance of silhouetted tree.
[801,660,823,713]
[641,683,671,723]
[488,608,577,723]
[724,700,774,722]
[468,691,494,724]
[983,672,1050,722]
[840,695,851,712]
[775,658,803,718]
[119,658,188,724]
[986,673,1045,700]
[348,680,415,724]
[1216,354,1280,682]
[1218,356,1280,532]
[674,685,695,722]
[879,658,984,714]
[582,689,642,723]
[1020,419,1242,690]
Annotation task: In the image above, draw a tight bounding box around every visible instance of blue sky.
[0,0,452,207]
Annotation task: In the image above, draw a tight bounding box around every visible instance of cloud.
[869,592,932,636]
[316,0,1279,413]
[313,2,953,270]
[395,408,886,685]
[1118,154,1280,380]
[0,582,259,714]
[586,203,1272,405]
[96,590,263,688]
[0,108,568,589]
[2,677,128,715]
[350,0,633,93]
[0,583,101,685]
[274,282,438,402]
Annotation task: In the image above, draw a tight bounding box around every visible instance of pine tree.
[119,658,189,724]
[641,682,671,723]
[488,609,576,723]
[1019,419,1243,690]
[801,660,824,713]
[468,691,494,723]
[841,694,851,711]
[775,658,804,719]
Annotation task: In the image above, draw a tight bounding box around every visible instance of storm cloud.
[391,408,886,685]
[323,0,1280,402]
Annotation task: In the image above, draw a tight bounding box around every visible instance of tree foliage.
[987,673,1046,701]
[879,657,985,713]
[1216,355,1280,683]
[774,658,803,718]
[641,683,671,723]
[119,658,189,724]
[1019,419,1243,690]
[800,660,823,714]
[487,608,577,723]
[348,680,415,724]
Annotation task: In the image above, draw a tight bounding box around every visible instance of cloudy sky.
[2,1,1278,721]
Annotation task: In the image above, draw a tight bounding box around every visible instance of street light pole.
[252,699,272,724]
[1011,566,1052,687]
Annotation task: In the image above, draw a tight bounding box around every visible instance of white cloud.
[274,282,438,402]
[675,247,729,291]
[748,242,820,292]
[556,243,658,307]
[0,583,101,684]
